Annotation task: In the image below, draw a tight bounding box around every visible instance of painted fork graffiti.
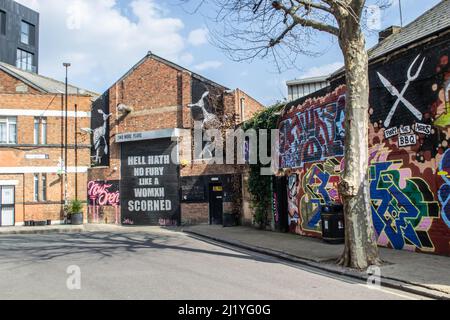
[379,54,426,128]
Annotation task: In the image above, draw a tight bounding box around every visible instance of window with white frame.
[33,117,39,144]
[33,173,39,202]
[21,21,35,46]
[33,117,47,145]
[41,118,47,144]
[0,117,17,144]
[42,174,47,202]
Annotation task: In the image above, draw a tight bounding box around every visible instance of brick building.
[0,62,97,226]
[88,52,264,226]
[274,1,450,256]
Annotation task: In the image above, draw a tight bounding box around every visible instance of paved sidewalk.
[183,225,450,299]
[0,224,162,235]
[0,224,85,235]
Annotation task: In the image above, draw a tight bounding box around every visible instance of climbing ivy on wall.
[243,103,284,228]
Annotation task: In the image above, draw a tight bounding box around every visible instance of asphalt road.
[0,228,428,300]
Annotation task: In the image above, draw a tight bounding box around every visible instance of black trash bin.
[321,204,345,244]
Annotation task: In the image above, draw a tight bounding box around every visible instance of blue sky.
[17,0,443,105]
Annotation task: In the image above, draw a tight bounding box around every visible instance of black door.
[209,184,223,225]
[273,176,289,232]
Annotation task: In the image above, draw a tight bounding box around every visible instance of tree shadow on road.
[0,231,276,265]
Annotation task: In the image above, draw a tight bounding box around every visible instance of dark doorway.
[273,176,289,232]
[209,183,223,225]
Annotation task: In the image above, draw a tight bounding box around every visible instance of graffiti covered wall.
[279,36,450,255]
[87,180,120,224]
[279,88,345,169]
[281,87,345,237]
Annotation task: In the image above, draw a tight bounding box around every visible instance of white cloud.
[301,62,344,79]
[187,28,209,46]
[15,0,190,92]
[193,60,223,71]
[179,52,194,65]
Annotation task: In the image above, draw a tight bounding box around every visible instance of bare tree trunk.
[337,20,382,269]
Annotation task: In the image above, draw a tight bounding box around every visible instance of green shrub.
[68,199,84,214]
[242,102,284,229]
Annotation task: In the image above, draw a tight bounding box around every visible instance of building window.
[41,118,47,144]
[34,174,39,202]
[0,11,6,36]
[33,117,47,145]
[34,118,39,144]
[0,117,17,144]
[16,49,34,72]
[42,174,47,202]
[21,21,35,45]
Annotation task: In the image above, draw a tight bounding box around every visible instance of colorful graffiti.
[280,42,450,255]
[88,181,120,207]
[369,147,439,252]
[287,174,300,226]
[438,149,450,228]
[299,158,342,235]
[88,180,120,224]
[434,79,450,128]
[279,91,345,169]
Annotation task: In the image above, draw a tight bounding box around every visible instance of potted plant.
[68,200,84,225]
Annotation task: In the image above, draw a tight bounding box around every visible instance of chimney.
[378,26,402,43]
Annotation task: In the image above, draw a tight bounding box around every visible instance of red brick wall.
[0,71,41,94]
[89,55,265,225]
[0,93,93,224]
[181,203,209,224]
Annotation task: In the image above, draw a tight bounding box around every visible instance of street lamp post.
[399,0,403,27]
[63,63,71,222]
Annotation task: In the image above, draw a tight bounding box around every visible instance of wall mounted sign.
[398,134,417,147]
[120,138,180,226]
[181,178,206,202]
[116,129,185,143]
[25,154,49,160]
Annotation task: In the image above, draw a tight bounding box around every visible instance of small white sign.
[400,126,411,134]
[384,127,399,139]
[116,129,184,143]
[414,123,432,135]
[398,134,417,147]
[25,154,49,160]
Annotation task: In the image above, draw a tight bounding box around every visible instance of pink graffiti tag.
[88,181,120,206]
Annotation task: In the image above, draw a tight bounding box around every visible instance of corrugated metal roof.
[331,0,450,79]
[0,62,98,96]
[286,75,330,86]
[368,0,450,61]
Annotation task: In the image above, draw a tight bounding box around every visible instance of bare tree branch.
[293,0,333,14]
[273,1,340,36]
